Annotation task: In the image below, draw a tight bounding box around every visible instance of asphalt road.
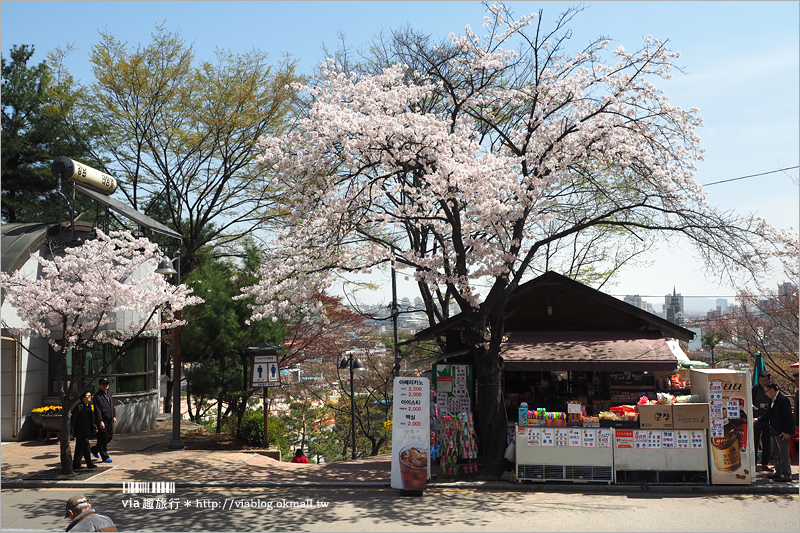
[2,486,798,532]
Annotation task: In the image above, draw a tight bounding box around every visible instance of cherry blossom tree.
[241,4,789,475]
[1,229,202,474]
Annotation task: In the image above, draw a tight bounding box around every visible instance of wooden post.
[262,387,269,449]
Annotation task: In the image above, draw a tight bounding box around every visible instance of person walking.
[760,381,795,482]
[752,371,773,472]
[70,391,97,470]
[64,494,117,532]
[91,377,116,463]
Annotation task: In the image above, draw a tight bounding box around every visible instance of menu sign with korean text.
[391,377,430,491]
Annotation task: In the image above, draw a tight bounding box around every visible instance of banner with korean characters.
[391,377,430,492]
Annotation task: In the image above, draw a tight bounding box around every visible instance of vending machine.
[691,369,755,484]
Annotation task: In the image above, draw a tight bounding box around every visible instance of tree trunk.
[474,347,506,478]
[59,410,73,475]
[464,300,509,480]
[164,380,173,413]
[216,396,223,433]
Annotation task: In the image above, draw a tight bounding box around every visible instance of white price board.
[527,427,541,446]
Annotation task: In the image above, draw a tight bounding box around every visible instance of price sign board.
[391,377,430,492]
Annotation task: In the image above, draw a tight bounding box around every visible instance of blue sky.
[2,1,798,310]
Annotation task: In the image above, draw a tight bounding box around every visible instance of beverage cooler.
[691,369,755,484]
[515,425,614,483]
[613,429,709,484]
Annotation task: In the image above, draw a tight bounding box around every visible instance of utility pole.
[391,259,400,378]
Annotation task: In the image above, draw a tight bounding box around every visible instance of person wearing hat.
[91,377,116,463]
[64,495,117,532]
[70,391,97,470]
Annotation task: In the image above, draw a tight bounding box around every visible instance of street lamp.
[339,353,366,460]
[155,251,184,450]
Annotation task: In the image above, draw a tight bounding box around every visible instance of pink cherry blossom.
[1,229,203,353]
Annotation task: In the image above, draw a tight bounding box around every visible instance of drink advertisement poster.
[391,377,430,492]
[690,369,755,484]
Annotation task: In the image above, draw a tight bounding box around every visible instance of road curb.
[3,479,797,495]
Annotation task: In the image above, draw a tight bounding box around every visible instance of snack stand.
[408,271,702,484]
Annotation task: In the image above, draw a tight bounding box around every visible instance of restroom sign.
[252,355,280,387]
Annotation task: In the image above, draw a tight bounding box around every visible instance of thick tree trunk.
[474,347,506,479]
[464,297,510,480]
[59,411,73,475]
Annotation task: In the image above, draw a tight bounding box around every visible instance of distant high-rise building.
[664,287,684,325]
[624,295,654,315]
[624,295,643,308]
[715,298,728,314]
[778,281,797,299]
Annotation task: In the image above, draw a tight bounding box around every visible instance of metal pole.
[391,260,400,378]
[350,353,356,460]
[169,252,184,450]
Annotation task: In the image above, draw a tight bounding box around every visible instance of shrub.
[239,409,291,458]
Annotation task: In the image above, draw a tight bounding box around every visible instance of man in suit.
[760,381,795,482]
[752,371,773,471]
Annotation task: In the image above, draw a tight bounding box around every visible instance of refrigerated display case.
[691,369,755,485]
[515,425,614,483]
[613,428,709,483]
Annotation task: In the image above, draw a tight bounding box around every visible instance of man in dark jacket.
[64,494,117,532]
[91,377,116,463]
[760,381,795,482]
[70,391,96,470]
[752,371,772,471]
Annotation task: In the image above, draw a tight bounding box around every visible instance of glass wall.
[48,337,157,395]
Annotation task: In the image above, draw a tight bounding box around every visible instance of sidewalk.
[2,420,797,494]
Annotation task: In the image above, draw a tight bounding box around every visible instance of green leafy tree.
[48,25,303,274]
[1,44,101,223]
[181,243,284,435]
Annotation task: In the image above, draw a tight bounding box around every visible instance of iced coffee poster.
[391,377,431,491]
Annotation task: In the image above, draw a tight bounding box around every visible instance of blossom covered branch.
[1,229,203,352]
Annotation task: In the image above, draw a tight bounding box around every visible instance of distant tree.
[704,233,798,388]
[242,4,788,476]
[705,285,798,387]
[1,44,101,223]
[700,331,724,368]
[1,230,202,474]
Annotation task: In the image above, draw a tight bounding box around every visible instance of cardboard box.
[637,404,673,429]
[673,403,710,429]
